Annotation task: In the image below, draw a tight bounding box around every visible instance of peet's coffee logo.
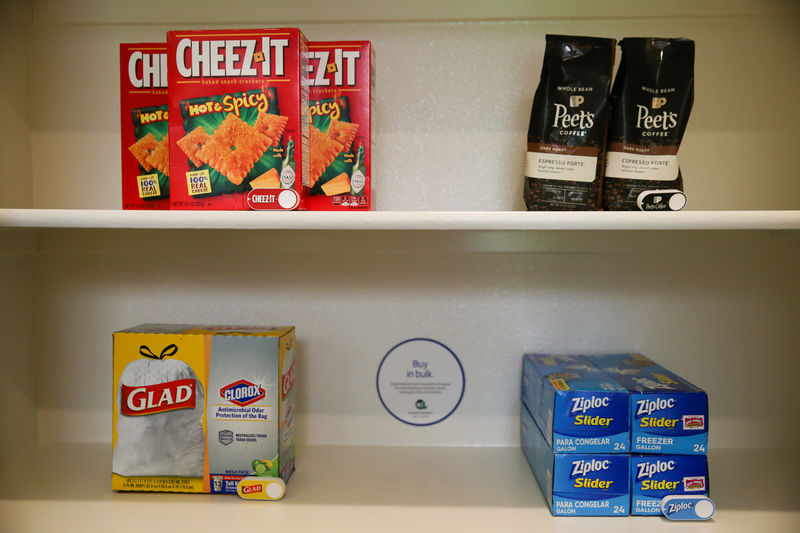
[308,49,360,87]
[175,37,289,78]
[128,52,167,89]
[552,103,595,130]
[636,103,678,133]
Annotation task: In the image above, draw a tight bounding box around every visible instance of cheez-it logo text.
[175,37,289,78]
[128,52,167,89]
[309,49,360,87]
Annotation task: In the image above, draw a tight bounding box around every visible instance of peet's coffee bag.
[603,38,695,210]
[524,35,615,211]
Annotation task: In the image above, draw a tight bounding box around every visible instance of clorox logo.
[220,380,265,406]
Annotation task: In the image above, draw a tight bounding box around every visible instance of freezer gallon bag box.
[167,29,308,210]
[306,41,373,210]
[120,43,170,209]
[588,353,708,454]
[521,354,629,453]
[630,454,709,515]
[112,324,296,493]
[521,404,630,516]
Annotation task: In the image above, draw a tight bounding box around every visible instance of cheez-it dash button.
[237,476,286,500]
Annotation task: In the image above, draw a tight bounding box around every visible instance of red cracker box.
[167,29,308,210]
[120,43,170,209]
[306,41,373,210]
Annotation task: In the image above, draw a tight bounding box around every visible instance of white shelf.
[1,443,798,532]
[1,208,799,231]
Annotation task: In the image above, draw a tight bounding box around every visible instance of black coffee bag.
[603,38,695,210]
[524,35,615,211]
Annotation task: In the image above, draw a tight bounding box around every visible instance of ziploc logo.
[570,395,610,415]
[220,379,265,407]
[570,458,610,478]
[636,459,675,481]
[636,397,675,417]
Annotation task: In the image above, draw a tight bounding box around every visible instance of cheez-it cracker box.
[307,41,373,210]
[167,29,308,210]
[120,43,170,209]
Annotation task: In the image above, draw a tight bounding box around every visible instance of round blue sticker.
[376,338,465,426]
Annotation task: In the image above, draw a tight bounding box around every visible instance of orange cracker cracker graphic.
[309,124,344,185]
[196,114,270,185]
[145,135,170,176]
[325,118,359,152]
[128,133,159,172]
[254,112,289,147]
[177,127,210,168]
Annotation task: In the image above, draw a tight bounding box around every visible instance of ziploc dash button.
[661,495,715,520]
[236,476,286,500]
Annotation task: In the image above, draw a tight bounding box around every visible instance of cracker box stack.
[120,43,170,209]
[112,324,296,494]
[520,354,630,516]
[306,41,373,210]
[587,353,709,515]
[166,29,308,210]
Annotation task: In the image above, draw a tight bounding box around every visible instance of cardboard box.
[588,354,708,455]
[521,353,629,453]
[112,324,296,493]
[119,43,170,209]
[521,403,630,516]
[306,41,373,210]
[167,29,308,210]
[630,454,709,515]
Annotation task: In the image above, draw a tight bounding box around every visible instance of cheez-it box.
[167,29,308,210]
[306,41,373,210]
[120,43,170,209]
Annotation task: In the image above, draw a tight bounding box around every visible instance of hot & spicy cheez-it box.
[120,43,170,209]
[306,41,373,210]
[167,29,308,210]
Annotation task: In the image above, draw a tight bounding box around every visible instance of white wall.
[0,3,33,208]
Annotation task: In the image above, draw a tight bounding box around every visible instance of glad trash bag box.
[112,324,296,493]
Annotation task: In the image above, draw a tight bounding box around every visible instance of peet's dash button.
[236,476,286,500]
[636,189,687,211]
[661,495,715,520]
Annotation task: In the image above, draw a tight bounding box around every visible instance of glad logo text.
[121,378,195,415]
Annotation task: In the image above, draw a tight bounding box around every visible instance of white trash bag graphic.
[113,344,205,477]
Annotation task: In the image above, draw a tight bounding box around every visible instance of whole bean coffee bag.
[603,38,695,210]
[524,35,615,211]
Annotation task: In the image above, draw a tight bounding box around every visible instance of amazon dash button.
[246,189,300,210]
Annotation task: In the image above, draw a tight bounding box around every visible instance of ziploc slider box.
[521,353,629,453]
[112,324,296,493]
[167,29,308,210]
[120,43,170,209]
[631,454,709,515]
[521,403,630,516]
[588,353,708,455]
[306,41,373,210]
